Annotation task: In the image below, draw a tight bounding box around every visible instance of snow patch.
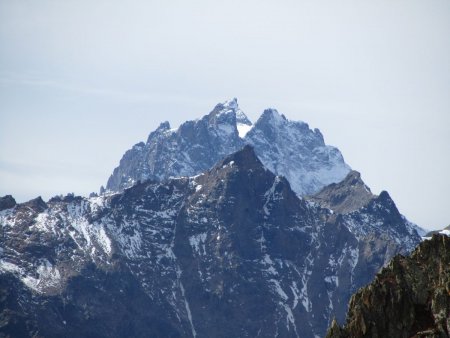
[189,233,207,255]
[0,260,22,274]
[180,281,197,338]
[290,281,300,309]
[237,123,253,138]
[270,279,288,301]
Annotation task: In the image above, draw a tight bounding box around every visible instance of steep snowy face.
[105,99,351,197]
[244,109,351,196]
[0,147,422,338]
[0,195,113,295]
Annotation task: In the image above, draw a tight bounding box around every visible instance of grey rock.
[307,170,374,214]
[0,195,16,211]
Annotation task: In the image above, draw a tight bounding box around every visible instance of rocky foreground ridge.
[326,234,450,338]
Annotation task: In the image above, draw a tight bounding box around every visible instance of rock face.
[0,195,16,211]
[105,98,351,196]
[0,147,421,338]
[245,108,350,196]
[307,170,374,214]
[326,234,450,338]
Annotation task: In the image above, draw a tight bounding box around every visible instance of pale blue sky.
[0,0,449,230]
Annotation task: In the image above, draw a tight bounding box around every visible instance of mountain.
[0,146,421,337]
[105,98,351,196]
[326,234,450,338]
[309,171,421,250]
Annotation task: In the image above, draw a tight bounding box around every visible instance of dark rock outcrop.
[326,234,450,338]
[0,195,16,211]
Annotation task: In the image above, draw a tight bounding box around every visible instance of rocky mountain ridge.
[105,98,351,196]
[0,146,422,337]
[306,170,374,215]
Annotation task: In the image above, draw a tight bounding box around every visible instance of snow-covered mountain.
[0,146,421,337]
[105,98,351,196]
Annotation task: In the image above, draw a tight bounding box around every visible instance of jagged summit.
[246,108,351,195]
[22,196,48,211]
[213,97,238,111]
[209,98,250,123]
[308,170,374,214]
[157,120,171,130]
[209,98,237,119]
[145,121,171,143]
[257,108,287,125]
[209,98,252,137]
[105,99,351,195]
[217,144,262,170]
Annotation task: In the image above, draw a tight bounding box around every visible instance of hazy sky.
[0,0,449,230]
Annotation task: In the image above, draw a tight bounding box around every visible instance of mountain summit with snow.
[105,99,351,196]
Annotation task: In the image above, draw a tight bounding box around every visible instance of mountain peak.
[146,121,172,143]
[210,98,251,123]
[377,190,394,206]
[246,107,351,196]
[210,98,239,116]
[218,144,262,171]
[157,121,171,131]
[222,97,238,109]
[22,196,48,212]
[259,108,287,125]
[308,170,374,214]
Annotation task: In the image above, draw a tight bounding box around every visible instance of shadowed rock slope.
[326,234,450,338]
